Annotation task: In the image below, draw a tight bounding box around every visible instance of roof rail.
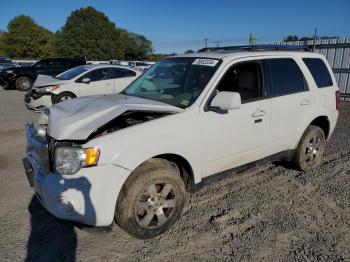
[197,45,311,53]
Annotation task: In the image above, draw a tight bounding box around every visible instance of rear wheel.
[115,159,186,239]
[294,125,325,171]
[15,76,32,91]
[53,92,76,104]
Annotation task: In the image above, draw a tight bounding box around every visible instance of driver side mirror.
[82,78,90,84]
[209,91,241,112]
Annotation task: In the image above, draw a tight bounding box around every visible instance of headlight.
[6,70,13,74]
[37,85,60,93]
[36,109,49,138]
[54,147,100,175]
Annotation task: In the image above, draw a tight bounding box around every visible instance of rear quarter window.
[303,58,333,88]
[267,58,306,96]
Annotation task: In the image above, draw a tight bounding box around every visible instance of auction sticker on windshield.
[192,58,219,67]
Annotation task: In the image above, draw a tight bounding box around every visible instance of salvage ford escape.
[23,46,339,239]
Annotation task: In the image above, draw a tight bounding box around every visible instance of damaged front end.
[88,110,174,139]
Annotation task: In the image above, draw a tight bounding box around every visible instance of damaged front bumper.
[24,90,53,111]
[23,123,131,227]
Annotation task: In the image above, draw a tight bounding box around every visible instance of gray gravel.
[0,87,349,261]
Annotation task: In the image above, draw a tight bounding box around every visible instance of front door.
[200,60,271,177]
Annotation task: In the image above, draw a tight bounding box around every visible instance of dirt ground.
[0,87,349,262]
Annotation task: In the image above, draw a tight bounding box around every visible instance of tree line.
[0,7,157,61]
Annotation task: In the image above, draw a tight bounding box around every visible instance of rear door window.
[113,68,137,78]
[303,58,333,88]
[267,58,306,96]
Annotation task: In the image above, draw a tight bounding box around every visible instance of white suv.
[23,46,339,238]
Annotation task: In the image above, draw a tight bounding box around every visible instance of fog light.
[55,198,74,214]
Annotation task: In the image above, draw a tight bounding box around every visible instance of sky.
[1,0,350,54]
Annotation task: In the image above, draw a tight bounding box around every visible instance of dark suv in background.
[0,58,86,91]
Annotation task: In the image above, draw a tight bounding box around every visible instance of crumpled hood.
[33,74,66,88]
[48,94,183,140]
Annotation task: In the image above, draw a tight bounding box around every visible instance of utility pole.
[313,27,317,51]
[204,38,210,48]
[249,33,256,45]
[214,41,222,47]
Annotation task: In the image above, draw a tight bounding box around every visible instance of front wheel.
[115,159,186,239]
[15,76,32,91]
[294,125,326,171]
[53,92,76,104]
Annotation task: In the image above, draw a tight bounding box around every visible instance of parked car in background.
[110,59,121,65]
[128,61,151,72]
[25,64,140,111]
[0,58,86,91]
[23,46,339,238]
[0,57,16,88]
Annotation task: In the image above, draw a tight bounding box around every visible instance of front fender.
[85,107,202,183]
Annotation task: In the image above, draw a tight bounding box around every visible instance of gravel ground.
[0,87,349,261]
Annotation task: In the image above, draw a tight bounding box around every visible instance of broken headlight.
[36,108,49,138]
[54,147,100,175]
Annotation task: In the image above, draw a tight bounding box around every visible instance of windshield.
[123,57,221,108]
[56,66,90,80]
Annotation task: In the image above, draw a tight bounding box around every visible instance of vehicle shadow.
[26,177,95,262]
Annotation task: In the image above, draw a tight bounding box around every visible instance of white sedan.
[24,64,140,111]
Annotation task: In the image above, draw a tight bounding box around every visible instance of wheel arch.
[309,115,330,139]
[53,91,77,104]
[127,153,196,193]
[154,154,195,193]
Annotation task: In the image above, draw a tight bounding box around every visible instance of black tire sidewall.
[115,161,186,239]
[295,126,325,171]
[53,92,75,104]
[15,76,32,91]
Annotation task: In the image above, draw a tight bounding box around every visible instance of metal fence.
[270,38,350,95]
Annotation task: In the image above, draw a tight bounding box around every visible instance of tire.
[15,76,32,91]
[294,125,326,172]
[53,92,76,104]
[115,158,186,239]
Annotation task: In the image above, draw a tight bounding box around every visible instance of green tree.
[0,30,6,56]
[5,15,55,59]
[55,6,152,60]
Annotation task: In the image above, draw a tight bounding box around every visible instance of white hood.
[48,95,183,140]
[33,74,66,88]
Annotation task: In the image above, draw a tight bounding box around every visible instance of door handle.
[105,83,111,86]
[252,109,267,117]
[300,99,311,106]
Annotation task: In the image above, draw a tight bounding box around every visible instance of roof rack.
[197,45,311,53]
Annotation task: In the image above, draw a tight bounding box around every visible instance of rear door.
[111,68,137,93]
[52,59,69,76]
[34,60,55,76]
[77,68,115,96]
[265,57,313,151]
